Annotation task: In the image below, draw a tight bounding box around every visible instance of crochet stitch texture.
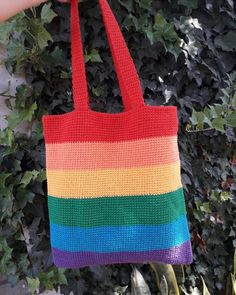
[42,0,193,268]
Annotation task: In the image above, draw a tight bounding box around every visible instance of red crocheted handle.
[70,0,145,111]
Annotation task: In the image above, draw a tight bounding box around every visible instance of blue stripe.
[50,214,191,253]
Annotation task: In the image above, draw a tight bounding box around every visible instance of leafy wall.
[0,0,235,294]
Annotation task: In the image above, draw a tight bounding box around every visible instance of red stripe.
[42,105,178,143]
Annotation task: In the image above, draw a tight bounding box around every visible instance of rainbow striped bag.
[42,0,193,268]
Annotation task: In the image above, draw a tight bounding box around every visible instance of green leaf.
[50,46,66,64]
[0,173,11,188]
[208,105,218,119]
[37,27,52,49]
[6,102,37,129]
[165,43,182,61]
[41,3,57,24]
[232,93,236,107]
[15,84,33,109]
[20,170,40,188]
[154,14,168,31]
[15,191,35,209]
[178,0,198,9]
[226,111,236,127]
[119,0,134,11]
[220,192,230,202]
[30,19,52,49]
[200,202,211,213]
[136,0,152,10]
[162,24,179,42]
[212,117,226,132]
[0,237,16,275]
[0,13,27,43]
[6,39,26,69]
[36,170,47,183]
[56,269,68,285]
[0,22,14,42]
[0,128,14,146]
[214,104,225,116]
[39,270,55,290]
[153,14,181,57]
[190,109,205,129]
[145,25,155,45]
[0,197,13,217]
[84,49,103,63]
[215,31,236,52]
[0,128,17,157]
[26,277,40,295]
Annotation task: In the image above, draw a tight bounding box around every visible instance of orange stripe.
[45,136,179,169]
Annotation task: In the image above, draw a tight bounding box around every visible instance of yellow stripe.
[46,162,183,198]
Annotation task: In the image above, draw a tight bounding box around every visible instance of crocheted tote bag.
[42,0,193,269]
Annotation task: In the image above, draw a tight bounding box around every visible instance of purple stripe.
[51,240,193,268]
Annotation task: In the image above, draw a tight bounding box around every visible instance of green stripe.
[47,187,187,227]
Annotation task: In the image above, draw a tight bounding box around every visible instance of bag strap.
[70,0,145,112]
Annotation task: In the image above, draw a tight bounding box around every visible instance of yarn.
[42,0,193,268]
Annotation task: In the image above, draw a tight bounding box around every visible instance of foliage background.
[0,0,235,294]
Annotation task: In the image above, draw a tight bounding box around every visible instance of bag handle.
[70,0,145,112]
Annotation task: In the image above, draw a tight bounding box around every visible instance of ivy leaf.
[41,3,57,24]
[190,109,205,129]
[136,0,152,10]
[0,173,11,188]
[15,191,35,209]
[0,128,17,157]
[212,117,226,132]
[39,270,55,290]
[200,202,211,213]
[208,105,218,119]
[220,192,230,202]
[119,0,134,11]
[0,22,14,42]
[0,128,15,147]
[154,14,168,31]
[6,102,37,129]
[153,14,181,58]
[0,13,27,43]
[84,49,103,63]
[56,269,68,286]
[0,237,15,274]
[30,19,52,49]
[165,43,182,61]
[226,111,236,127]
[215,31,236,52]
[26,277,40,295]
[15,84,33,109]
[20,171,40,188]
[37,26,53,49]
[178,0,198,9]
[6,39,26,70]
